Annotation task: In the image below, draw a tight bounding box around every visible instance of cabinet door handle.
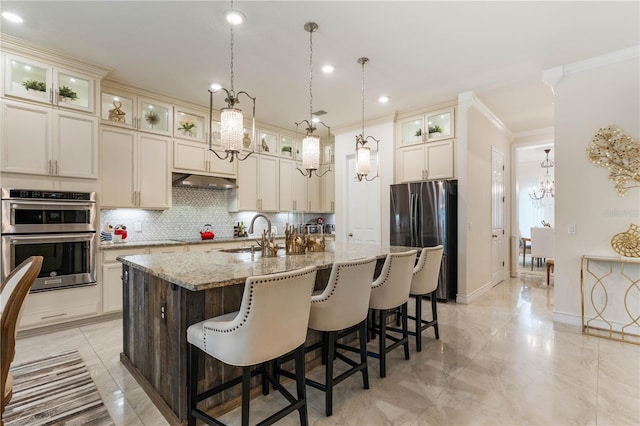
[331,201,334,211]
[54,160,58,175]
[49,88,53,104]
[48,160,52,175]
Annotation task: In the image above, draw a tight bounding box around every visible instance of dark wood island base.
[118,242,409,424]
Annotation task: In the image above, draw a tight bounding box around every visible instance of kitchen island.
[118,242,413,424]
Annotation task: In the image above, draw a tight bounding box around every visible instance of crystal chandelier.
[529,148,555,200]
[209,0,255,163]
[296,22,331,178]
[355,57,379,182]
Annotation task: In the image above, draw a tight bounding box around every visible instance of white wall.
[334,120,395,245]
[457,93,512,302]
[552,49,640,325]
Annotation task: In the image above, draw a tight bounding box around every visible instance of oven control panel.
[6,189,95,201]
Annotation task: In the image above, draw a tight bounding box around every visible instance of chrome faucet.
[248,214,272,237]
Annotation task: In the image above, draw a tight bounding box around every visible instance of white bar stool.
[367,250,417,378]
[407,246,443,352]
[305,257,377,416]
[186,266,317,426]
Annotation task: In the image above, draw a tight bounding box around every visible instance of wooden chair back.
[1,256,43,418]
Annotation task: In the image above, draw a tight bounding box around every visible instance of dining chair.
[1,256,44,417]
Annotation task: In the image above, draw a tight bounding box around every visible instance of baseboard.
[553,311,582,327]
[17,311,122,339]
[456,280,493,304]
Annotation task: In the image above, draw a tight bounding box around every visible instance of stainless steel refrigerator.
[390,180,457,300]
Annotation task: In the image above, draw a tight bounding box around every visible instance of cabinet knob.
[348,233,353,237]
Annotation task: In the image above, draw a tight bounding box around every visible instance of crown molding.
[394,99,458,122]
[543,45,640,89]
[457,91,513,140]
[513,126,554,140]
[0,34,111,79]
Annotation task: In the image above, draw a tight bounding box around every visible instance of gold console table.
[580,255,640,345]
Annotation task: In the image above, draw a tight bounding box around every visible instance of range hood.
[172,173,237,190]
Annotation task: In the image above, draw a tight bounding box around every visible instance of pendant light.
[529,148,555,200]
[296,22,331,178]
[209,0,255,163]
[355,57,379,182]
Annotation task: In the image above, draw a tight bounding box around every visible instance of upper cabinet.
[1,99,98,178]
[4,54,96,113]
[100,89,173,136]
[399,106,455,145]
[174,107,207,142]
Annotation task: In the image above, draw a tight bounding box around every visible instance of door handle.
[348,233,353,237]
[492,234,498,238]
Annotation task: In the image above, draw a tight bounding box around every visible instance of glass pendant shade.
[220,108,243,152]
[302,135,320,170]
[356,145,371,175]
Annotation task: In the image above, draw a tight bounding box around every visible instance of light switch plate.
[568,224,576,235]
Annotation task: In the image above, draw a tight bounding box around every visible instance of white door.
[138,133,171,209]
[346,155,380,244]
[491,148,505,285]
[100,127,136,208]
[55,111,98,178]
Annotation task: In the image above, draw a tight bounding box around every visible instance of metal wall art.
[611,223,640,258]
[588,125,640,196]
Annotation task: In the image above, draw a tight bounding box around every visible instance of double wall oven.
[1,188,97,292]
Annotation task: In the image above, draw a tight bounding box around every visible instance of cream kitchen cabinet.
[102,247,147,313]
[100,89,173,136]
[306,173,321,212]
[236,154,279,211]
[174,106,207,142]
[0,100,98,178]
[396,139,455,182]
[4,54,97,113]
[279,159,307,212]
[173,139,236,177]
[100,127,171,209]
[321,172,335,213]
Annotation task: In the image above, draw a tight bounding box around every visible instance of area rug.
[3,349,114,426]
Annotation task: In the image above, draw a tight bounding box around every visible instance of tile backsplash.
[100,187,334,242]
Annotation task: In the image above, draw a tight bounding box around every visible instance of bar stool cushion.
[410,246,443,296]
[309,257,377,332]
[369,250,417,310]
[187,266,317,367]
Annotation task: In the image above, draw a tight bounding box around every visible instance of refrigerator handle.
[409,194,414,246]
[411,193,418,246]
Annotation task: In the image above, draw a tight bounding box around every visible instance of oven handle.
[8,201,95,210]
[5,233,96,243]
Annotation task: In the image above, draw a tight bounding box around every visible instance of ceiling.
[1,1,638,135]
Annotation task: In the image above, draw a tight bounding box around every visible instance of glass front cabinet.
[398,106,455,145]
[100,89,173,136]
[4,54,96,113]
[174,107,206,142]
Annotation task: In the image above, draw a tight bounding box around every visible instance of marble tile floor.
[12,274,640,425]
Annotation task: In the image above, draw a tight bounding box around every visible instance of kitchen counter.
[119,242,412,424]
[99,234,333,250]
[118,241,394,291]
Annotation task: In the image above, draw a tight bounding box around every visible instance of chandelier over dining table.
[529,148,555,200]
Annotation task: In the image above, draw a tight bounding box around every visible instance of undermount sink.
[219,247,256,253]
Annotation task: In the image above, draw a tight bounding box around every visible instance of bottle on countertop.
[233,223,239,238]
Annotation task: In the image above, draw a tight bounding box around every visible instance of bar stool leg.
[241,366,251,426]
[379,309,387,378]
[401,303,410,360]
[187,344,198,426]
[294,345,309,425]
[415,295,423,352]
[325,331,335,416]
[359,319,370,390]
[431,291,439,340]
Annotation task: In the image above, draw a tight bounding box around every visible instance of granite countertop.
[118,241,414,291]
[99,234,334,250]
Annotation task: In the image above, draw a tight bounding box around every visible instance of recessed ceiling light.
[321,65,334,74]
[2,12,23,23]
[224,9,245,25]
[378,96,390,103]
[210,83,222,91]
